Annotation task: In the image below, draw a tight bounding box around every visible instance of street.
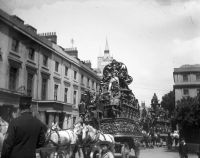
[34,146,199,158]
[138,147,198,158]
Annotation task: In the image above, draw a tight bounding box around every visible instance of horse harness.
[83,127,113,147]
[46,127,62,147]
[83,127,101,147]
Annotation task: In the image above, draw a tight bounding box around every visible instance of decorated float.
[79,59,143,153]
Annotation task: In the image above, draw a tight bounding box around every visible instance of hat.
[96,141,113,148]
[19,96,32,109]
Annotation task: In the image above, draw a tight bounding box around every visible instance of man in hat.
[133,138,140,158]
[179,138,188,158]
[1,96,47,158]
[98,141,114,158]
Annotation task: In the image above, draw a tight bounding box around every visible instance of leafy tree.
[151,93,159,110]
[161,91,175,117]
[175,96,200,128]
[175,95,200,142]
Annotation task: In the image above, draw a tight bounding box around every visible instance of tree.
[175,96,200,143]
[151,93,159,110]
[161,91,175,117]
[175,96,200,128]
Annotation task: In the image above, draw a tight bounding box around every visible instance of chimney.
[38,32,57,44]
[84,60,91,68]
[64,47,78,58]
[12,15,24,25]
[25,24,37,33]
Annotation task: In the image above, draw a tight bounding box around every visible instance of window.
[92,81,94,89]
[196,73,200,81]
[73,91,77,104]
[64,88,68,103]
[11,38,19,52]
[55,61,59,72]
[9,67,18,90]
[96,84,98,90]
[0,48,3,61]
[41,78,48,100]
[28,48,35,60]
[197,89,200,95]
[65,66,68,76]
[183,74,188,82]
[27,73,34,96]
[81,75,84,84]
[183,89,189,95]
[54,84,58,100]
[87,78,90,87]
[74,71,77,80]
[43,55,48,67]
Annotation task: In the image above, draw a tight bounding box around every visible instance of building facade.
[173,64,200,104]
[0,9,100,128]
[96,40,113,77]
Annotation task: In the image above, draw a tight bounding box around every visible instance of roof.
[0,8,100,80]
[174,64,200,73]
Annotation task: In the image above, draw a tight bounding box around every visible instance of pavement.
[138,147,198,158]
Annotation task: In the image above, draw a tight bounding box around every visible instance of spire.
[104,38,109,54]
[105,38,109,51]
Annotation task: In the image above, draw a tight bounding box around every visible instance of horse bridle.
[83,126,102,147]
[46,125,61,146]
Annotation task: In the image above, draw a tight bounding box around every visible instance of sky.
[0,0,200,106]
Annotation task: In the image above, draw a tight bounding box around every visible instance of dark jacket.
[1,112,46,158]
[179,142,188,157]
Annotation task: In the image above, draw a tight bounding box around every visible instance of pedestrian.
[98,141,114,158]
[121,142,130,158]
[133,138,140,158]
[179,138,188,158]
[1,96,47,158]
[167,132,172,150]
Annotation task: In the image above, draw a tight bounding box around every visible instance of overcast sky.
[1,0,200,106]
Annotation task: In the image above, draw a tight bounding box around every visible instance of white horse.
[81,124,115,158]
[0,117,9,152]
[44,122,83,158]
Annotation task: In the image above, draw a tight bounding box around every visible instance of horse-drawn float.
[79,59,143,156]
[0,59,142,158]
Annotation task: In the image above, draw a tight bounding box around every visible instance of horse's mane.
[87,125,97,133]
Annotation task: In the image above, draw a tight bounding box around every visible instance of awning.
[33,100,73,113]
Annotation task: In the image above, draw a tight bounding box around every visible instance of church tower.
[97,40,113,77]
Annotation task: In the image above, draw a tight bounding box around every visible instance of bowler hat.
[19,96,32,109]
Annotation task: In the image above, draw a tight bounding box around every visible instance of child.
[97,141,114,158]
[121,142,130,158]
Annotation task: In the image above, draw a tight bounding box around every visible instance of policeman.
[1,96,47,158]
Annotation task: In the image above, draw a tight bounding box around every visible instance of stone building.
[0,9,100,128]
[96,40,113,77]
[173,64,200,104]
